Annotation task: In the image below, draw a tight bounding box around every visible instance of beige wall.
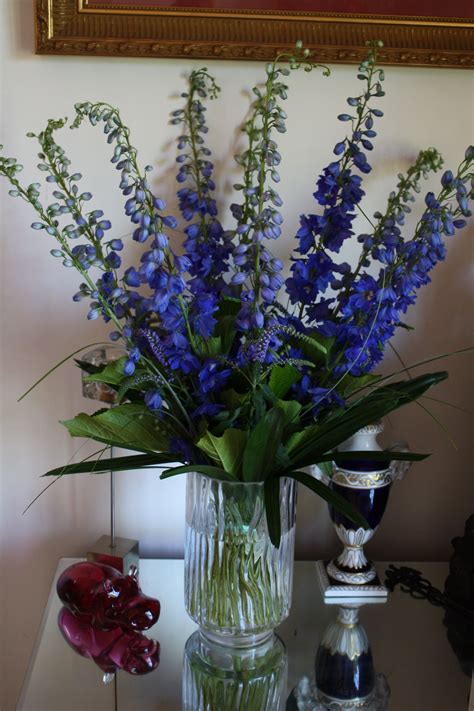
[1,0,473,708]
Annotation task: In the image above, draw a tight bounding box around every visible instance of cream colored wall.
[1,0,473,708]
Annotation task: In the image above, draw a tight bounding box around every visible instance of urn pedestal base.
[316,560,388,601]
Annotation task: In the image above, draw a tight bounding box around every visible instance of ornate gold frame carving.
[35,0,474,68]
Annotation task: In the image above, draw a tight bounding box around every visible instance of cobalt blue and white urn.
[326,422,409,586]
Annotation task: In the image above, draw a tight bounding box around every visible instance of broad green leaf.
[276,399,302,428]
[288,470,368,528]
[264,477,282,548]
[268,365,301,398]
[340,373,380,399]
[61,404,169,453]
[43,451,178,477]
[242,407,285,482]
[196,428,248,478]
[84,357,127,386]
[195,432,220,463]
[286,424,319,457]
[160,464,232,482]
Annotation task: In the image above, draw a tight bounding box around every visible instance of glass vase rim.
[187,470,293,489]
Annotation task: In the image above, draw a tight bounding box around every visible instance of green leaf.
[330,450,428,463]
[298,450,428,466]
[296,331,330,359]
[74,359,102,376]
[276,399,302,428]
[340,373,380,399]
[252,390,267,423]
[84,357,127,386]
[220,389,246,410]
[196,428,248,478]
[275,444,291,471]
[216,296,241,316]
[288,470,368,528]
[160,464,232,482]
[242,407,285,482]
[43,451,178,477]
[264,477,282,547]
[195,432,220,463]
[287,372,447,470]
[287,330,333,365]
[199,336,222,357]
[349,347,472,399]
[215,298,241,352]
[317,461,333,480]
[61,404,169,453]
[286,424,319,457]
[268,365,300,398]
[211,408,243,435]
[215,317,238,354]
[116,372,160,404]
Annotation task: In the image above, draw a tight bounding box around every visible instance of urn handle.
[388,440,412,481]
[310,463,331,485]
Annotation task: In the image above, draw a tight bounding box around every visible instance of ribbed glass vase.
[184,472,297,647]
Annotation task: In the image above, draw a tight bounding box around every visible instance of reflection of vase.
[315,605,374,706]
[184,472,296,647]
[183,631,287,711]
[327,423,392,586]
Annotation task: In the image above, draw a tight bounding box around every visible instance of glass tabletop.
[17,559,472,710]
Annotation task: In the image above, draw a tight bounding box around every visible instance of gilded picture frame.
[35,0,474,68]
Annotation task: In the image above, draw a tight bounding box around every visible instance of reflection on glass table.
[184,630,287,710]
[17,560,472,710]
[289,601,390,710]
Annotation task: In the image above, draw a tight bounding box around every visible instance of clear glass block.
[81,346,124,403]
[184,473,297,647]
[183,630,287,711]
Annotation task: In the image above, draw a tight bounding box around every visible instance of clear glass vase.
[184,472,297,647]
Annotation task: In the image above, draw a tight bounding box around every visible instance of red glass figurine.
[57,561,160,631]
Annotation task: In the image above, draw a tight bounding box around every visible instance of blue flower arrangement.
[1,42,472,543]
